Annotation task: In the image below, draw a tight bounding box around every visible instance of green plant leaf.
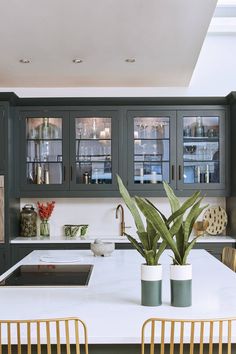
[163,181,180,213]
[147,219,160,241]
[151,234,159,256]
[137,231,150,250]
[116,175,145,233]
[182,236,200,265]
[144,249,156,265]
[145,199,168,223]
[167,191,200,225]
[125,233,145,258]
[155,240,167,263]
[135,196,182,264]
[184,201,208,245]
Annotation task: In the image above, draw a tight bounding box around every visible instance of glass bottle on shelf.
[35,118,61,139]
[195,117,204,137]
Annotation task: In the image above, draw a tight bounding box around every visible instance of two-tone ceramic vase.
[170,264,192,307]
[141,264,162,306]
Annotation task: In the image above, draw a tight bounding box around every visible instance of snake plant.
[135,182,208,265]
[117,175,168,265]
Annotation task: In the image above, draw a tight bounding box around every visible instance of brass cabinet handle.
[70,166,73,181]
[178,165,182,180]
[171,165,175,180]
[63,166,66,182]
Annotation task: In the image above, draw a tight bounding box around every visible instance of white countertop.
[0,249,236,344]
[10,235,236,244]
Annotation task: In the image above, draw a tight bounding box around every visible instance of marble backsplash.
[20,197,226,238]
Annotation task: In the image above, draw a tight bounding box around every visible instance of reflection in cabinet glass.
[26,117,63,184]
[75,117,112,184]
[183,116,219,184]
[133,117,170,184]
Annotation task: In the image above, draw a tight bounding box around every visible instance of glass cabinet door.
[127,111,176,191]
[70,111,119,190]
[177,110,226,190]
[19,111,69,190]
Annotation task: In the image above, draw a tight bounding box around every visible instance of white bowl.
[90,242,115,257]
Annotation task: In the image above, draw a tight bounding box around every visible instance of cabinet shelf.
[27,138,62,141]
[183,160,219,163]
[26,161,63,164]
[134,160,169,163]
[183,137,219,142]
[134,138,169,141]
[76,138,111,141]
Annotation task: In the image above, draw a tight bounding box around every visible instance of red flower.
[37,201,55,221]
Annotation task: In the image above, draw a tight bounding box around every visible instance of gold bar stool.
[0,317,88,354]
[142,317,236,354]
[222,246,236,272]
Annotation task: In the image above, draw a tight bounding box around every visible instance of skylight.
[208,0,236,33]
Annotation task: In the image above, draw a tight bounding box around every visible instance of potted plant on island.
[135,181,207,307]
[117,175,167,306]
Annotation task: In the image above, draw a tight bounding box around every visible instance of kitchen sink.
[0,264,93,287]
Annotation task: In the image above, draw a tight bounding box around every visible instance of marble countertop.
[10,235,236,244]
[0,249,236,344]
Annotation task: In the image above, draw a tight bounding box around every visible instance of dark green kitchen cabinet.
[0,106,6,173]
[15,104,229,197]
[18,110,70,192]
[0,247,6,275]
[177,109,228,194]
[17,108,122,196]
[126,110,177,193]
[126,107,229,196]
[69,110,121,192]
[10,243,90,265]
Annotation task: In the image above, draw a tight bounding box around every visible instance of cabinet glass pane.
[26,118,63,184]
[133,117,170,184]
[183,116,220,184]
[75,117,112,184]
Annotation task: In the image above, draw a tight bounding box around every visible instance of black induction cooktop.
[0,264,93,287]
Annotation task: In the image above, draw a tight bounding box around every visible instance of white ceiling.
[0,0,217,87]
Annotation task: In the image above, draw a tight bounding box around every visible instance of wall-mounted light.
[73,59,83,64]
[125,58,136,63]
[19,59,31,64]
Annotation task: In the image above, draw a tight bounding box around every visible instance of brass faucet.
[115,204,126,236]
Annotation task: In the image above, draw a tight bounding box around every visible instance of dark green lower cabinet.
[10,244,90,266]
[1,344,234,354]
[0,247,6,275]
[9,242,235,269]
[193,242,235,260]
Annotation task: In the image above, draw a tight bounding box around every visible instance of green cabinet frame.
[0,105,6,173]
[69,109,121,192]
[15,104,229,197]
[177,109,227,193]
[18,109,70,192]
[126,109,177,193]
[125,107,229,196]
[17,108,123,196]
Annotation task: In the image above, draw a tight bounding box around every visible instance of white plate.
[40,256,81,263]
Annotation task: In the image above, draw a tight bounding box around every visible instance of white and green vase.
[170,264,192,307]
[141,264,162,306]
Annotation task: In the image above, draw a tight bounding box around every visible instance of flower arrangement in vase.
[37,201,55,237]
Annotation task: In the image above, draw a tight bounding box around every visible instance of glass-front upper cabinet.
[19,111,69,190]
[70,111,119,190]
[127,110,177,191]
[177,110,226,190]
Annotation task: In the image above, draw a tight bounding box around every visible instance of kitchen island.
[0,249,236,353]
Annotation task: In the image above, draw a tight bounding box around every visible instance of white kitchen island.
[0,249,236,350]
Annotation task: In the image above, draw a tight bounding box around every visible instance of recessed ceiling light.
[73,59,83,64]
[19,59,31,64]
[125,58,136,63]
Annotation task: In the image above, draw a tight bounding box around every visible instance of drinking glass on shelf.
[77,123,83,139]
